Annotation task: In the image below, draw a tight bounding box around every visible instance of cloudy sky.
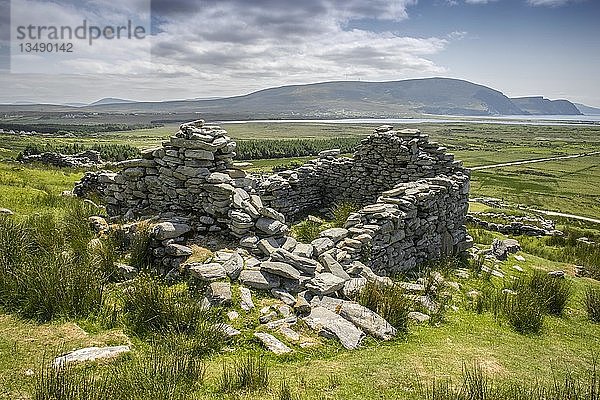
[0,0,599,106]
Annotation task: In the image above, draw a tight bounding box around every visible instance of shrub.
[357,281,411,332]
[527,270,572,315]
[331,202,358,228]
[292,220,325,243]
[497,285,545,334]
[218,355,270,393]
[586,286,600,323]
[0,202,105,322]
[121,276,226,355]
[129,222,153,271]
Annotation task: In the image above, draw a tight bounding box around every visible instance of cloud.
[0,0,453,102]
[527,0,575,6]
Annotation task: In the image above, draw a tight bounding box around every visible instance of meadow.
[0,121,599,399]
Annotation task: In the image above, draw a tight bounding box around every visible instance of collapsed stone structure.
[75,120,471,276]
[19,150,103,168]
[75,120,472,350]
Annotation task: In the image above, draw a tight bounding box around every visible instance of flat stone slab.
[320,228,349,242]
[260,261,301,280]
[305,273,345,295]
[152,222,191,240]
[320,254,350,280]
[53,346,130,367]
[271,249,319,274]
[239,269,280,290]
[188,263,227,281]
[207,281,232,306]
[317,296,397,341]
[303,306,364,350]
[254,332,292,355]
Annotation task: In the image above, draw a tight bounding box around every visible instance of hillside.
[511,96,582,115]
[0,78,585,118]
[575,103,600,115]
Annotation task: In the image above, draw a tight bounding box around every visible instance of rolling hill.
[0,78,585,118]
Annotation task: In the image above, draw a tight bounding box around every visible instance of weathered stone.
[188,262,227,281]
[223,251,244,279]
[239,269,280,290]
[253,332,292,355]
[89,216,108,232]
[320,254,351,280]
[166,243,193,257]
[279,326,300,342]
[408,311,430,323]
[256,217,288,236]
[0,208,14,215]
[342,277,367,299]
[240,286,255,311]
[257,237,280,256]
[311,237,335,255]
[152,222,191,240]
[216,323,241,337]
[270,288,296,306]
[207,282,232,306]
[320,228,349,243]
[260,262,301,280]
[294,291,312,315]
[305,273,345,295]
[53,346,130,367]
[317,296,397,340]
[271,248,319,274]
[303,306,365,350]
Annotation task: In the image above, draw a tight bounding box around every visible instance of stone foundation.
[74,121,471,275]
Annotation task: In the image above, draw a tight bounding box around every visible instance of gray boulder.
[239,269,281,290]
[303,306,365,350]
[207,282,232,306]
[153,222,192,240]
[188,262,227,281]
[260,261,301,280]
[254,332,292,355]
[305,273,345,295]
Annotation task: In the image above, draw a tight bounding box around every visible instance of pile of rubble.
[19,150,103,168]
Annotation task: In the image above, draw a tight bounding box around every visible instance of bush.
[496,285,545,334]
[0,200,106,322]
[292,220,325,243]
[357,281,411,332]
[586,286,600,323]
[331,202,358,228]
[527,270,572,315]
[129,222,153,271]
[218,355,270,393]
[121,276,226,355]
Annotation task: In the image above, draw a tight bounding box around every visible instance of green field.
[0,121,599,399]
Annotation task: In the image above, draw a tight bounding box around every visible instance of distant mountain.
[575,103,600,115]
[80,78,528,117]
[0,78,587,118]
[88,97,137,106]
[510,96,582,115]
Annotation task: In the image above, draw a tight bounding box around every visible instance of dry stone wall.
[74,121,471,275]
[258,126,465,221]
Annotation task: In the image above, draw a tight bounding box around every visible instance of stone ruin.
[74,120,472,350]
[19,150,104,168]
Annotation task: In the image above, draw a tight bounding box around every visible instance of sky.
[0,0,599,106]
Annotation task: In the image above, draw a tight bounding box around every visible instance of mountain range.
[1,78,597,118]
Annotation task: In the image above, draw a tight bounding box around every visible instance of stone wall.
[74,121,471,275]
[258,126,465,222]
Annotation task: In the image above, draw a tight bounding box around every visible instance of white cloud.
[527,0,575,6]
[1,0,455,102]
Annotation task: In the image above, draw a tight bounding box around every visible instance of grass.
[418,361,600,400]
[356,281,411,332]
[34,342,206,400]
[586,286,600,323]
[0,121,599,399]
[218,354,270,393]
